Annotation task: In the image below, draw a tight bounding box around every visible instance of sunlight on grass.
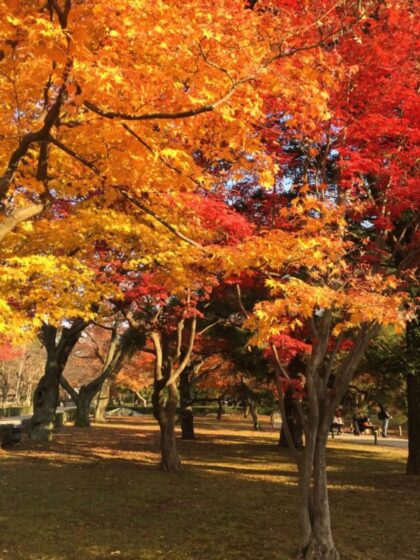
[0,414,418,560]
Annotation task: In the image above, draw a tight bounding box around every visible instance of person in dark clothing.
[378,404,391,437]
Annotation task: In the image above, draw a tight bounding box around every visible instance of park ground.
[0,415,419,560]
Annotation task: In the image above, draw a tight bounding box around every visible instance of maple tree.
[330,0,419,476]
[0,1,417,558]
[210,4,417,558]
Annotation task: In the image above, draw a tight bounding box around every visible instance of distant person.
[331,407,344,435]
[378,404,391,437]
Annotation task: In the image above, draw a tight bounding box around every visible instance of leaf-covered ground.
[0,415,419,560]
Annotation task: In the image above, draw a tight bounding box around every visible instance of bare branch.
[151,331,163,382]
[0,204,44,242]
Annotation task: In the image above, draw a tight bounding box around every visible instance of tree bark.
[272,317,379,560]
[95,377,111,423]
[29,359,60,441]
[74,386,96,427]
[179,368,195,439]
[406,318,420,475]
[298,433,339,560]
[217,397,224,420]
[407,372,420,475]
[30,322,85,441]
[279,390,304,448]
[153,380,182,472]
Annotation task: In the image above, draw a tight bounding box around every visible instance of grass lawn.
[0,414,419,560]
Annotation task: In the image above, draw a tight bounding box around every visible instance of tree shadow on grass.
[0,416,418,560]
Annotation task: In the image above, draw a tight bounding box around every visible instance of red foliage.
[0,340,22,361]
[279,377,305,399]
[265,334,311,364]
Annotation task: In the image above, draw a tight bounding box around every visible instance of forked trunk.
[95,377,111,423]
[30,321,86,441]
[298,433,339,560]
[30,360,61,441]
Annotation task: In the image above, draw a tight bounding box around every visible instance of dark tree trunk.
[406,319,420,475]
[217,397,224,420]
[95,377,111,423]
[153,380,181,472]
[407,372,420,475]
[30,322,85,441]
[179,368,195,439]
[279,390,304,448]
[74,386,96,427]
[180,407,194,439]
[30,359,61,441]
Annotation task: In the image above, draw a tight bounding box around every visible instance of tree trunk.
[153,381,182,472]
[95,377,111,422]
[179,368,195,439]
[279,390,304,448]
[180,406,195,439]
[30,321,86,441]
[30,359,61,441]
[406,318,420,475]
[217,397,224,420]
[74,386,96,427]
[298,434,340,560]
[133,390,147,407]
[407,372,420,475]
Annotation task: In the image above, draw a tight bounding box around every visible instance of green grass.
[0,415,419,560]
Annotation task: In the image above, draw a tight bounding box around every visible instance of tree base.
[29,422,54,442]
[406,462,420,476]
[161,459,182,472]
[74,416,91,428]
[297,542,340,560]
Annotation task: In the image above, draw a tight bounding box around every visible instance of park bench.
[0,406,76,448]
[352,416,379,445]
[0,416,31,448]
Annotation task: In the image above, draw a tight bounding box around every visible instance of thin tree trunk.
[153,381,182,472]
[95,377,111,422]
[407,372,420,475]
[279,390,304,448]
[133,390,147,407]
[217,396,224,420]
[406,318,420,475]
[179,368,195,439]
[298,433,339,560]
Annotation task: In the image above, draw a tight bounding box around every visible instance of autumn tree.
[60,323,145,427]
[216,190,410,559]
